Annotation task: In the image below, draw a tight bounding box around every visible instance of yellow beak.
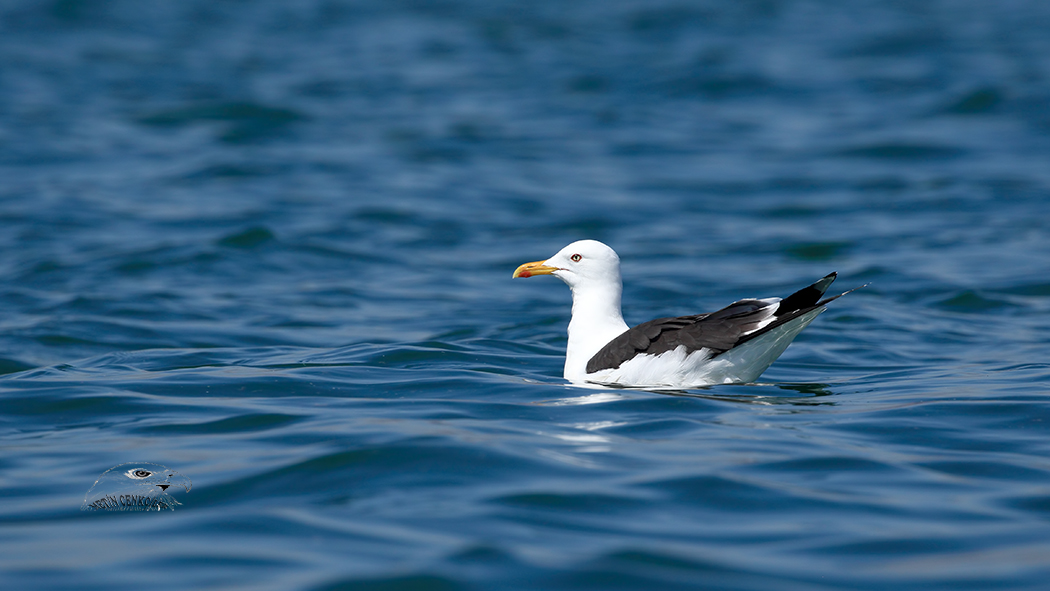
[512,260,560,278]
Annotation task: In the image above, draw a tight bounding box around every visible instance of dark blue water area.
[2,0,1050,589]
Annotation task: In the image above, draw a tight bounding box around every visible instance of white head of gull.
[513,239,854,389]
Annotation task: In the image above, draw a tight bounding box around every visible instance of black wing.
[585,272,840,374]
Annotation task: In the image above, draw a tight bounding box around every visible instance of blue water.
[3,0,1050,589]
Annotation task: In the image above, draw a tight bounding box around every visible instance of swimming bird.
[513,240,855,389]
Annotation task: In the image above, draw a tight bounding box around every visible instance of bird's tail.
[777,272,837,315]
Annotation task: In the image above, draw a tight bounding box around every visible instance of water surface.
[2,1,1050,589]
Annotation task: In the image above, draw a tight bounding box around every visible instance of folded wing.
[586,272,840,374]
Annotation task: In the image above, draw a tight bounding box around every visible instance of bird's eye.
[571,254,582,262]
[129,470,152,479]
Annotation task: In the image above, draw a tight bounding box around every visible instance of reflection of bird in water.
[81,462,191,511]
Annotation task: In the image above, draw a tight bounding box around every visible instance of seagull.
[81,462,192,511]
[513,240,856,389]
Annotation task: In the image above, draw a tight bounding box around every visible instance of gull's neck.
[563,277,629,382]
